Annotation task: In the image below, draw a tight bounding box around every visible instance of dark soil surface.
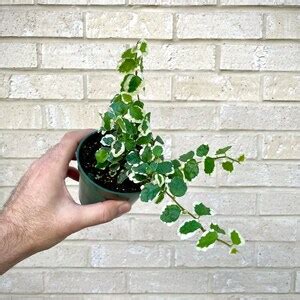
[78,131,141,193]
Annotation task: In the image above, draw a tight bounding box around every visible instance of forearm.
[0,212,33,275]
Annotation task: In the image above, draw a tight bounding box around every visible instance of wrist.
[0,211,35,274]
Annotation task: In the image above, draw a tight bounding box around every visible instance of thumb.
[77,200,131,229]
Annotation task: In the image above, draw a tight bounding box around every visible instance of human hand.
[0,130,131,274]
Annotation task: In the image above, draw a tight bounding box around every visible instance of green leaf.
[178,220,201,239]
[204,156,215,175]
[137,39,148,54]
[154,191,165,204]
[111,140,125,158]
[121,74,143,93]
[155,135,164,145]
[118,58,138,73]
[194,202,213,216]
[140,183,160,202]
[121,48,136,59]
[117,170,128,184]
[140,145,153,163]
[152,144,163,157]
[115,117,126,133]
[216,146,232,155]
[168,176,187,197]
[102,111,114,131]
[183,159,199,181]
[179,151,194,162]
[132,163,148,175]
[230,230,244,246]
[136,133,152,145]
[160,204,181,223]
[129,105,144,121]
[196,144,209,157]
[172,159,181,169]
[156,161,174,175]
[126,151,140,165]
[95,148,109,164]
[210,223,226,235]
[238,154,245,162]
[110,98,128,116]
[197,230,218,251]
[120,92,133,104]
[230,247,238,254]
[100,134,115,146]
[222,161,234,173]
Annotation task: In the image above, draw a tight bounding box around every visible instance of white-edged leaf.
[177,220,202,240]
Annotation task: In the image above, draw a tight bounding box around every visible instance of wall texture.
[0,0,300,299]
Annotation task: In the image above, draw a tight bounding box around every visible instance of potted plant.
[77,39,245,254]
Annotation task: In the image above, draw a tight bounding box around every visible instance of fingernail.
[118,202,131,216]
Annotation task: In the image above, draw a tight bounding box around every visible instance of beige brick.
[0,270,43,293]
[68,216,130,240]
[180,191,257,215]
[177,13,262,39]
[38,0,88,3]
[148,105,217,130]
[130,216,179,240]
[175,241,255,267]
[90,242,172,267]
[0,131,64,158]
[17,243,89,267]
[296,271,300,292]
[38,0,125,4]
[129,0,217,4]
[262,134,300,159]
[144,43,215,70]
[129,270,209,293]
[258,192,300,215]
[220,104,300,130]
[44,270,126,293]
[44,103,103,129]
[0,103,42,129]
[41,43,126,69]
[0,160,32,186]
[212,270,292,293]
[266,13,300,39]
[0,11,83,37]
[263,74,300,101]
[87,73,172,101]
[218,162,300,187]
[0,74,10,98]
[172,133,257,159]
[216,216,297,241]
[0,43,37,68]
[86,12,172,39]
[174,73,260,101]
[10,74,83,99]
[257,242,299,267]
[220,44,300,71]
[221,0,300,5]
[0,0,34,3]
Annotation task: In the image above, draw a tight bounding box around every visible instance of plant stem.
[165,191,232,248]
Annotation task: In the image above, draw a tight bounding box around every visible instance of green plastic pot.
[76,130,141,205]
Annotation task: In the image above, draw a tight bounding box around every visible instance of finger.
[77,200,131,229]
[59,129,94,164]
[67,166,80,182]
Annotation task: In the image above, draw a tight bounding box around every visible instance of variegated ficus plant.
[96,39,245,254]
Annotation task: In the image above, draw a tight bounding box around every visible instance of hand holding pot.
[0,130,131,275]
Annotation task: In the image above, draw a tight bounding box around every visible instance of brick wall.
[0,0,299,298]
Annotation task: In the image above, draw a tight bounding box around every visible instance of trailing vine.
[95,39,245,254]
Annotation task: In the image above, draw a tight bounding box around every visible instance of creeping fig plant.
[95,39,245,253]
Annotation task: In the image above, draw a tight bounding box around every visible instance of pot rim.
[76,129,141,195]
